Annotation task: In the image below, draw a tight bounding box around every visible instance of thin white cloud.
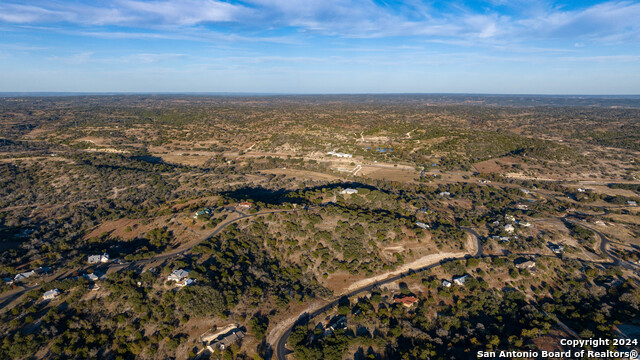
[0,3,69,23]
[0,0,245,26]
[115,0,243,25]
[518,1,640,41]
[47,51,95,64]
[46,51,186,64]
[0,0,639,44]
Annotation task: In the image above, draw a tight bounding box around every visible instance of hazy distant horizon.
[1,92,640,97]
[3,92,640,109]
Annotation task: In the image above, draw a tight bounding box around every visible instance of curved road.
[273,221,637,360]
[0,208,296,312]
[563,218,634,269]
[274,228,484,360]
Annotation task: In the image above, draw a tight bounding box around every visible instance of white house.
[88,253,110,264]
[327,151,352,158]
[515,260,536,269]
[14,270,37,282]
[627,201,637,206]
[176,278,195,287]
[416,222,430,229]
[83,273,100,281]
[504,224,515,233]
[442,280,452,288]
[453,275,470,286]
[206,330,246,352]
[168,269,190,282]
[43,289,60,300]
[340,188,358,195]
[439,191,450,196]
[518,221,532,228]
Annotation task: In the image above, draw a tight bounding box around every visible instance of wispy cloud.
[46,51,186,64]
[1,0,639,44]
[1,1,639,94]
[518,1,640,41]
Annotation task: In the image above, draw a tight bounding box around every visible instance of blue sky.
[1,0,639,94]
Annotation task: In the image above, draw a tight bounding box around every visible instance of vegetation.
[1,95,639,359]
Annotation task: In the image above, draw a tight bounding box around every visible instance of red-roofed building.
[238,202,252,209]
[394,295,419,308]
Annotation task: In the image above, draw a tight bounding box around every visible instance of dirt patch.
[260,169,338,181]
[582,185,638,197]
[473,156,521,173]
[158,154,211,166]
[383,246,405,252]
[340,251,467,295]
[361,167,418,182]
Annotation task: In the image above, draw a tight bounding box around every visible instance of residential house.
[237,202,252,209]
[504,224,515,233]
[515,260,536,269]
[518,221,532,227]
[201,324,239,344]
[549,244,565,254]
[194,208,213,218]
[416,222,430,229]
[627,201,637,206]
[340,188,358,195]
[206,329,245,352]
[167,269,190,282]
[453,275,470,286]
[327,315,347,331]
[88,253,109,264]
[43,289,60,300]
[442,280,452,288]
[83,273,100,281]
[394,295,419,307]
[176,278,195,287]
[439,191,450,197]
[321,315,346,337]
[327,151,353,158]
[14,270,37,282]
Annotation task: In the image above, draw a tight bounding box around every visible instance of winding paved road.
[0,208,296,313]
[273,228,484,360]
[272,219,640,360]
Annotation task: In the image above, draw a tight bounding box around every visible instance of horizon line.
[1,92,640,98]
